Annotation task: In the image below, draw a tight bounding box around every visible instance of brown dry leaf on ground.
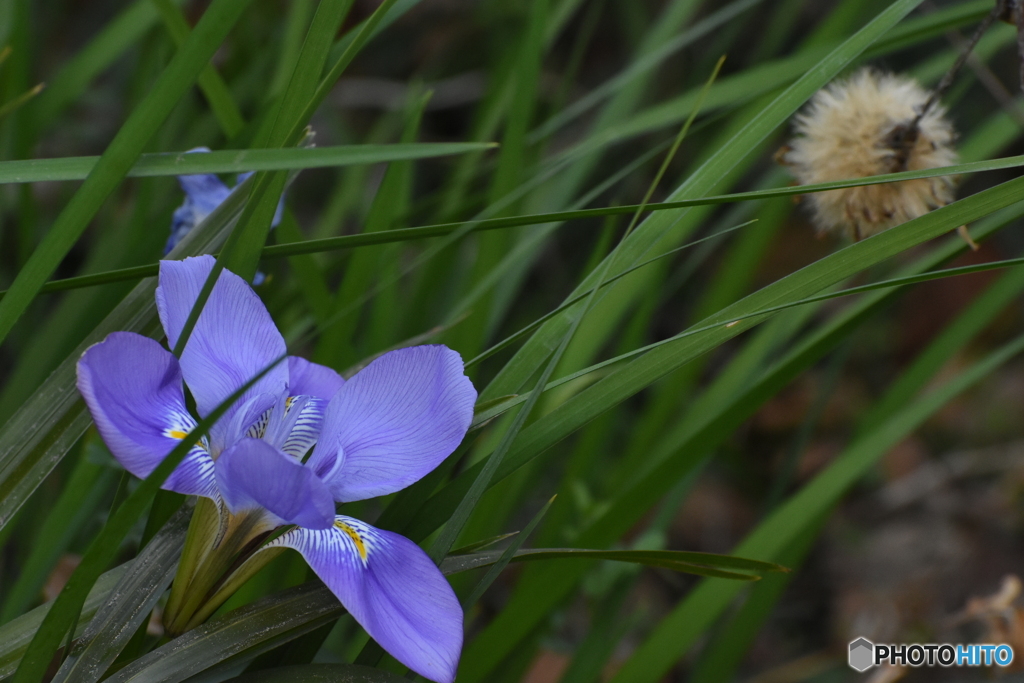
[948,575,1024,673]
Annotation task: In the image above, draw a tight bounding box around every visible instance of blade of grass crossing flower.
[480,0,926,404]
[462,496,555,610]
[0,143,496,184]
[173,0,356,357]
[220,0,352,281]
[0,0,255,349]
[607,329,1024,683]
[10,152,1023,302]
[12,352,290,682]
[0,167,252,537]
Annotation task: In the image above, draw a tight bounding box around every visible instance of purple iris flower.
[166,148,285,286]
[75,255,476,683]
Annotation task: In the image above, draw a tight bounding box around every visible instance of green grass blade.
[0,567,127,679]
[606,330,1024,683]
[150,0,245,137]
[102,583,343,683]
[32,0,175,130]
[0,0,256,349]
[0,452,114,624]
[0,143,494,184]
[443,547,787,579]
[223,664,406,683]
[481,0,925,403]
[12,352,288,681]
[461,496,554,609]
[50,505,192,683]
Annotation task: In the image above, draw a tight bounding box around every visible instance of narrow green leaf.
[13,326,288,683]
[462,496,555,609]
[150,0,245,137]
[607,330,1024,683]
[0,567,127,680]
[442,547,786,580]
[0,143,494,184]
[103,583,343,683]
[0,0,256,349]
[0,167,252,538]
[0,450,114,624]
[449,532,520,556]
[223,664,407,683]
[51,504,192,683]
[481,0,926,403]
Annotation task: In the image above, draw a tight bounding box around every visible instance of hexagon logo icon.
[848,637,875,672]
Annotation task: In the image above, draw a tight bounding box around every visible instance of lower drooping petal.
[156,255,288,424]
[215,438,334,529]
[309,346,476,502]
[268,517,462,683]
[287,356,344,400]
[76,332,217,498]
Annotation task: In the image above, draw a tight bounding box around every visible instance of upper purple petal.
[308,346,476,503]
[269,517,462,683]
[76,332,216,499]
[215,437,334,529]
[166,148,233,254]
[155,256,287,433]
[287,356,345,400]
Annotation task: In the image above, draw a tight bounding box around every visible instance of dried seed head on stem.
[780,68,958,241]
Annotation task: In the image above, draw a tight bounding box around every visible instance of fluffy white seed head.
[781,68,958,241]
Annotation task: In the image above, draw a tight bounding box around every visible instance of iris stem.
[163,510,268,636]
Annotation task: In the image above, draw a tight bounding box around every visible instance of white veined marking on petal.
[245,408,273,439]
[281,397,324,458]
[164,413,209,452]
[335,520,369,566]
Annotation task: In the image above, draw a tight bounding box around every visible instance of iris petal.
[215,438,334,529]
[309,346,476,502]
[261,395,327,459]
[287,356,344,400]
[76,332,217,498]
[268,516,462,683]
[155,256,288,434]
